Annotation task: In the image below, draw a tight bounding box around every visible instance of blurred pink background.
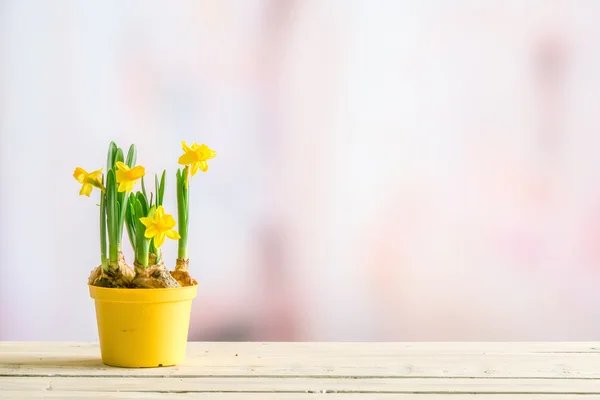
[3,0,600,341]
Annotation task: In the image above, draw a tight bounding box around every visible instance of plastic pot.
[89,284,197,367]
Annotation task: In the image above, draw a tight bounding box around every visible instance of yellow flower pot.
[89,284,198,368]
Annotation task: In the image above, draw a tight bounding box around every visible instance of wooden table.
[1,342,600,399]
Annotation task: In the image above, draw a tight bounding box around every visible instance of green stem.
[178,246,188,260]
[118,144,137,250]
[114,148,125,249]
[149,239,156,257]
[136,238,149,267]
[99,179,107,271]
[177,167,189,260]
[134,199,149,267]
[148,180,156,256]
[125,193,137,250]
[106,169,119,268]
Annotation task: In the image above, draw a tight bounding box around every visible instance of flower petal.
[115,161,129,171]
[144,225,159,238]
[118,181,134,192]
[86,177,104,189]
[178,153,196,165]
[115,169,128,183]
[181,141,193,153]
[155,206,164,221]
[80,183,93,197]
[165,229,180,240]
[88,168,103,179]
[163,214,176,229]
[190,162,200,176]
[128,165,145,180]
[199,145,216,160]
[199,160,209,172]
[139,217,155,227]
[73,167,88,183]
[154,232,166,248]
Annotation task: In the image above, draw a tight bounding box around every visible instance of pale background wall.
[3,0,600,341]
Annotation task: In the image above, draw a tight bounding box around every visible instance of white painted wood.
[4,393,600,400]
[3,376,600,393]
[2,342,600,398]
[2,342,600,378]
[3,341,600,354]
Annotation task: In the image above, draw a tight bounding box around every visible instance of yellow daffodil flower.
[73,167,104,197]
[178,141,216,176]
[139,206,181,248]
[115,161,145,192]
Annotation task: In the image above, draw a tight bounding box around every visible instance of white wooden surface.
[1,342,600,399]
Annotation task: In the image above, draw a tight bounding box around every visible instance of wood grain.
[5,394,600,400]
[4,376,600,393]
[2,342,600,399]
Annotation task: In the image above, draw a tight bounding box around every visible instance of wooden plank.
[2,342,600,354]
[2,342,600,378]
[3,376,600,394]
[4,343,600,399]
[5,393,600,400]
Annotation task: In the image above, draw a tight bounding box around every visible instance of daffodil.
[73,167,104,196]
[140,206,180,248]
[178,141,216,176]
[115,161,145,192]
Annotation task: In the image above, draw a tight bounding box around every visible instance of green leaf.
[126,193,136,221]
[114,147,126,248]
[127,192,137,212]
[141,176,147,200]
[125,193,137,250]
[107,171,117,235]
[155,174,159,207]
[147,205,157,255]
[134,198,150,267]
[125,144,137,168]
[106,142,117,171]
[158,170,166,206]
[176,167,189,259]
[116,198,123,245]
[136,191,148,216]
[183,182,188,213]
[134,199,145,221]
[106,169,119,265]
[181,167,189,215]
[125,222,136,250]
[115,148,124,164]
[118,206,127,246]
[99,180,107,271]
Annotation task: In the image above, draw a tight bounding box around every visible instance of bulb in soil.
[132,257,181,288]
[170,258,197,287]
[88,252,135,288]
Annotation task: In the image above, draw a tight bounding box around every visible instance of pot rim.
[89,284,198,303]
